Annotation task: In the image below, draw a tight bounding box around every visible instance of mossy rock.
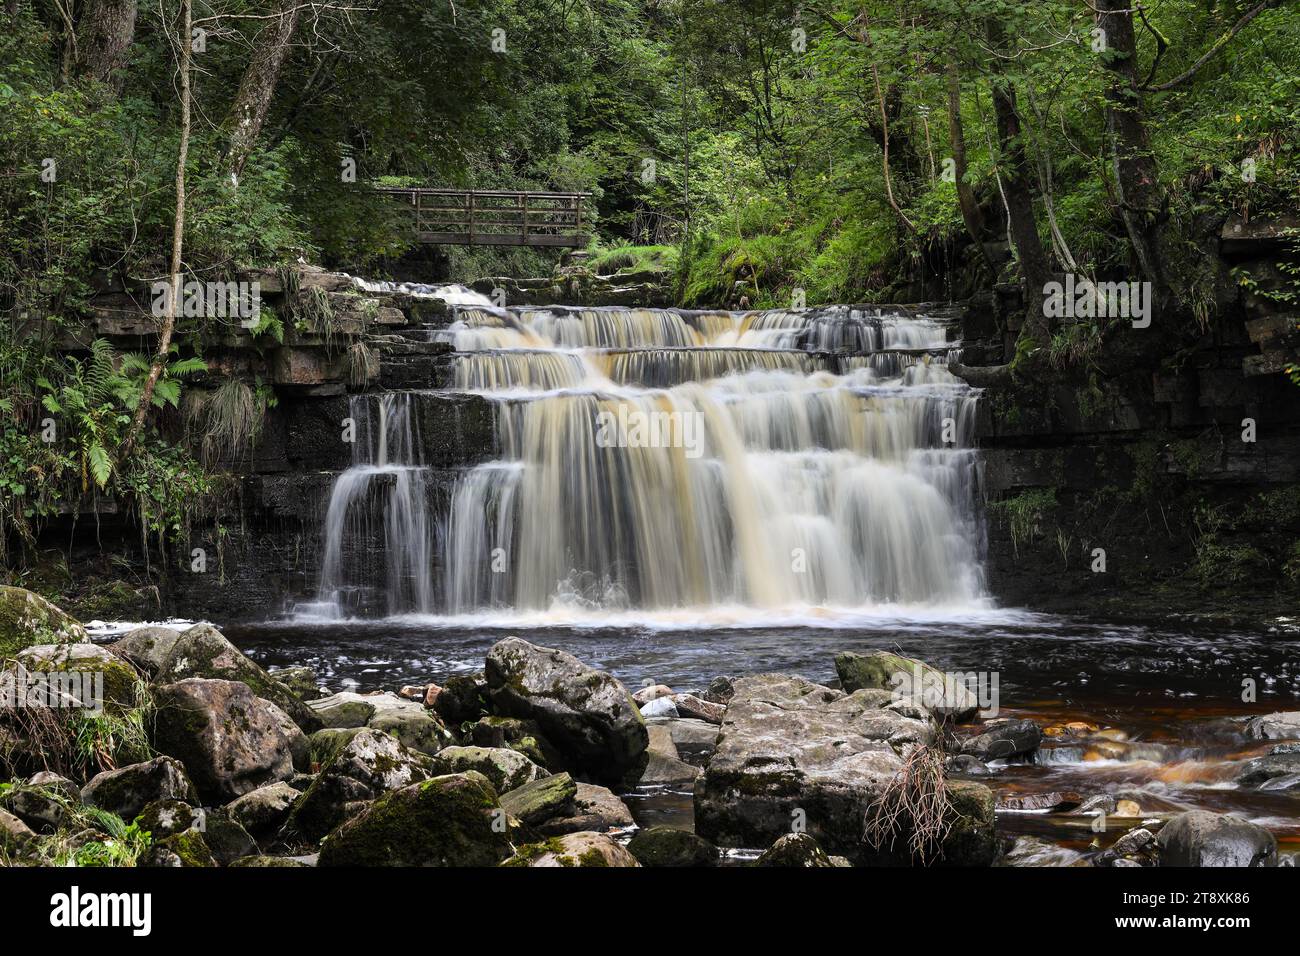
[503,830,640,867]
[627,826,718,867]
[498,772,576,826]
[754,833,834,867]
[142,829,216,867]
[133,799,202,840]
[0,587,88,659]
[308,727,367,768]
[317,771,511,867]
[83,757,198,821]
[14,643,143,714]
[939,780,998,867]
[430,745,549,793]
[154,623,322,733]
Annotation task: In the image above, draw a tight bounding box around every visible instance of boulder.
[485,638,648,787]
[939,780,999,866]
[505,831,640,867]
[657,718,720,764]
[154,623,321,732]
[365,693,454,755]
[82,756,197,820]
[227,781,300,836]
[308,727,366,768]
[639,697,678,718]
[960,719,1042,762]
[140,830,216,867]
[754,833,834,867]
[1235,751,1300,790]
[432,672,489,726]
[0,808,36,855]
[285,728,431,842]
[702,676,735,705]
[1,772,80,831]
[536,783,634,835]
[152,678,306,803]
[835,650,978,721]
[269,665,324,701]
[431,746,549,793]
[468,716,561,768]
[318,771,511,866]
[199,810,259,865]
[672,694,725,725]
[997,790,1083,812]
[946,753,993,776]
[627,826,718,867]
[1157,810,1277,867]
[307,692,376,728]
[694,674,933,862]
[0,587,87,658]
[133,799,203,840]
[1244,712,1300,741]
[109,626,183,677]
[499,772,577,826]
[13,642,142,713]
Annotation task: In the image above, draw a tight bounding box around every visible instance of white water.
[305,298,987,621]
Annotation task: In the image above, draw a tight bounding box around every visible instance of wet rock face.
[152,678,306,804]
[1157,810,1277,867]
[693,674,933,862]
[628,827,719,867]
[485,637,649,787]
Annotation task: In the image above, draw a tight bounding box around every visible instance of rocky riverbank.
[2,585,1293,868]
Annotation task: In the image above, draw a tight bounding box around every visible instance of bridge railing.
[375,187,593,247]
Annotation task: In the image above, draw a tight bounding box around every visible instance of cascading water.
[307,291,986,621]
[306,392,435,617]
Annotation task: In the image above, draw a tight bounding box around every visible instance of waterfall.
[307,299,986,620]
[306,393,435,618]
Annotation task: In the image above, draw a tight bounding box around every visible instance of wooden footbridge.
[375,187,592,247]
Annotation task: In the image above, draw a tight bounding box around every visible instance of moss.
[318,772,509,867]
[0,587,88,659]
[157,829,216,867]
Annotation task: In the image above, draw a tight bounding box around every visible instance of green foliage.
[990,488,1058,556]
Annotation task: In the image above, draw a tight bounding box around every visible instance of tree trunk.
[76,0,137,89]
[122,0,190,456]
[946,60,990,266]
[985,27,1053,345]
[1095,0,1167,299]
[224,1,301,183]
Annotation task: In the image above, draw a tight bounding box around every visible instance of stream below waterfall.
[223,285,1299,862]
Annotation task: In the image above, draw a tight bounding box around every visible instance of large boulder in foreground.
[153,678,306,804]
[0,587,87,659]
[285,728,431,842]
[154,623,321,732]
[82,756,197,821]
[1157,810,1277,867]
[318,771,511,867]
[693,674,936,863]
[485,638,648,787]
